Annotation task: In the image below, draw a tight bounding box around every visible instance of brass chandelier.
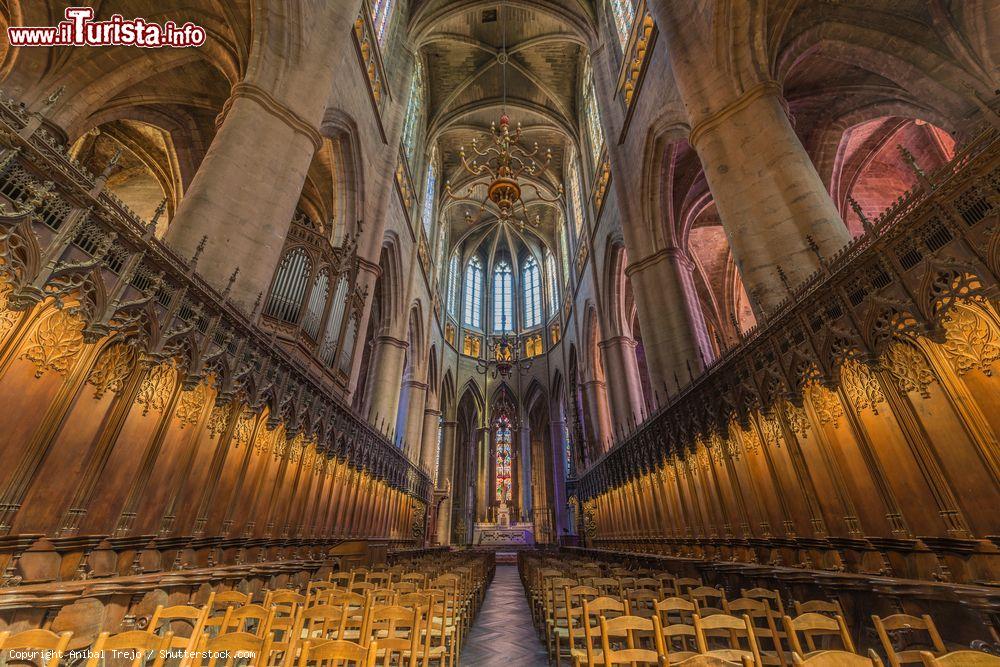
[444,1,562,230]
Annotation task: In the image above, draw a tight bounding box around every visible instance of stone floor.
[461,564,548,666]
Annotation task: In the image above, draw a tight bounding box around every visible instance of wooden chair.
[296,638,377,667]
[724,598,785,666]
[793,650,885,665]
[402,589,450,667]
[294,603,350,651]
[599,613,667,666]
[793,600,843,618]
[400,572,426,589]
[575,597,629,666]
[367,572,391,588]
[212,590,251,608]
[189,630,274,667]
[328,572,352,589]
[919,651,1000,666]
[553,585,601,667]
[366,605,420,667]
[0,629,72,667]
[627,588,660,619]
[222,603,275,636]
[588,577,623,599]
[148,600,211,653]
[873,614,946,666]
[741,589,785,616]
[693,613,762,666]
[86,630,173,667]
[674,578,703,597]
[783,612,854,658]
[690,587,728,617]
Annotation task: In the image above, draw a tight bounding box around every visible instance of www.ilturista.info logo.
[7,7,206,48]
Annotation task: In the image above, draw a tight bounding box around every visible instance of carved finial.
[190,235,208,268]
[0,145,21,173]
[100,147,122,178]
[145,198,167,238]
[897,143,929,186]
[222,267,240,298]
[806,234,825,269]
[776,264,791,292]
[251,291,263,318]
[848,196,872,234]
[40,86,66,112]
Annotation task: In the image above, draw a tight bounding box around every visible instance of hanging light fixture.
[444,0,562,230]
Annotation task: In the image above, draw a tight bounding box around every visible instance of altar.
[473,502,535,547]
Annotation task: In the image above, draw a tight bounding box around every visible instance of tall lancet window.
[371,0,395,43]
[495,414,512,503]
[559,219,571,284]
[609,0,635,50]
[447,254,460,315]
[568,158,585,238]
[402,61,423,165]
[421,150,437,238]
[523,257,541,328]
[463,257,483,328]
[545,251,559,316]
[583,72,604,167]
[493,260,514,332]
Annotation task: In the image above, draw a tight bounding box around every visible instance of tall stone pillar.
[164,87,323,307]
[476,427,489,522]
[626,248,712,395]
[401,381,428,464]
[600,336,647,427]
[419,407,441,477]
[519,425,532,523]
[435,421,457,545]
[549,419,569,539]
[582,379,613,455]
[363,336,408,429]
[645,0,851,315]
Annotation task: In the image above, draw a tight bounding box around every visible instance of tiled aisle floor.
[461,564,548,666]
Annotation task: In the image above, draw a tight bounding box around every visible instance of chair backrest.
[918,651,1000,666]
[224,603,275,636]
[194,631,274,667]
[741,588,785,616]
[631,577,661,591]
[367,605,420,667]
[367,573,391,588]
[694,612,762,665]
[792,649,885,665]
[872,614,946,667]
[588,577,623,597]
[296,638,377,666]
[297,603,349,644]
[725,598,786,665]
[783,612,855,656]
[148,601,210,651]
[328,572,352,589]
[212,590,251,609]
[793,599,844,618]
[599,614,667,666]
[579,597,629,664]
[367,588,397,606]
[626,588,659,618]
[0,629,73,667]
[86,630,174,667]
[675,577,703,596]
[671,655,749,666]
[690,586,728,615]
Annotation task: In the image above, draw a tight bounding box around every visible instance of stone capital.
[688,80,783,150]
[423,408,442,417]
[220,82,324,151]
[402,380,428,391]
[356,256,381,278]
[374,335,408,350]
[600,336,638,350]
[625,246,694,277]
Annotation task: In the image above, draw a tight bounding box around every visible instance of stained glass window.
[495,415,512,503]
[447,254,459,315]
[609,0,635,50]
[463,257,483,328]
[402,61,423,165]
[421,150,437,238]
[523,257,541,328]
[583,73,604,167]
[569,158,585,238]
[545,252,559,316]
[371,0,395,43]
[493,260,513,332]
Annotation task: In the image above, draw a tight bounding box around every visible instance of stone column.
[363,335,408,428]
[626,248,713,395]
[549,419,569,539]
[519,425,532,523]
[645,0,850,315]
[582,379,613,454]
[435,421,457,545]
[600,336,647,428]
[419,407,441,478]
[400,380,427,464]
[164,86,324,306]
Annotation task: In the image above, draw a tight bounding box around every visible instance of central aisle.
[461,564,548,666]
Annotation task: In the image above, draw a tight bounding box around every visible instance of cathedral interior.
[0,0,998,665]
